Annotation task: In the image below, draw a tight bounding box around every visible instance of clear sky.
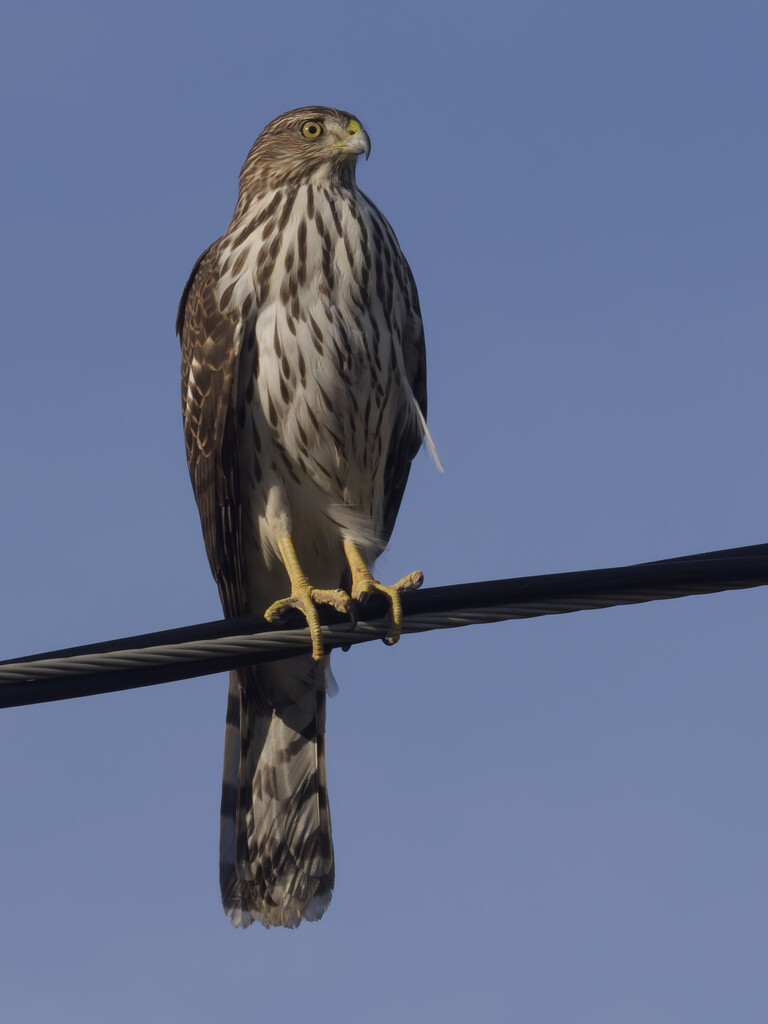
[1,1,766,1021]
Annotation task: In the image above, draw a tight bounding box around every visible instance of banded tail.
[219,657,334,928]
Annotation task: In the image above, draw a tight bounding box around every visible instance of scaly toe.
[381,586,403,647]
[342,532,424,647]
[264,594,301,624]
[392,569,424,593]
[312,588,353,617]
[348,569,424,647]
[382,569,423,642]
[265,587,352,661]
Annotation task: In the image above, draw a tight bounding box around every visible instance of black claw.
[347,603,359,630]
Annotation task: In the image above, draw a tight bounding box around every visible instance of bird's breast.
[219,185,414,531]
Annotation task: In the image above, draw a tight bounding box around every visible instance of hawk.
[176,107,433,928]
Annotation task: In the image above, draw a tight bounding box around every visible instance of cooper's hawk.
[177,107,433,928]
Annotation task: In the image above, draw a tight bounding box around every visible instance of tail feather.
[219,657,334,929]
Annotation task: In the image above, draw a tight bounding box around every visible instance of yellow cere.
[347,119,362,136]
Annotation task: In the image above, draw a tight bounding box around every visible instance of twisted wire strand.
[1,542,767,709]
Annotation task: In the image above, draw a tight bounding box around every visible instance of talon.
[343,538,422,649]
[346,601,359,630]
[265,586,351,661]
[268,536,352,661]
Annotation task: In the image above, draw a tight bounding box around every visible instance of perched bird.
[177,106,434,928]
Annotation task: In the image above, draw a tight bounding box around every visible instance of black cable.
[1,541,766,709]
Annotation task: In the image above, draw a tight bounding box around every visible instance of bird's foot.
[343,539,423,647]
[267,534,352,661]
[351,569,424,646]
[265,585,352,662]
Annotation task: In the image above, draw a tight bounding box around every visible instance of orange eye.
[300,120,324,140]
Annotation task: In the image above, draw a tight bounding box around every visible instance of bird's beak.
[345,128,371,160]
[332,126,371,160]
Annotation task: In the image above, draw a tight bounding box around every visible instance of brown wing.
[381,256,428,543]
[178,242,248,619]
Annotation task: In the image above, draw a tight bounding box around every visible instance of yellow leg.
[343,539,423,646]
[264,535,352,661]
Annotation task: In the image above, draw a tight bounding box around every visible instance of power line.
[1,541,766,710]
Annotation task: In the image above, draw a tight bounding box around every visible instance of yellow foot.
[343,539,423,647]
[265,585,352,661]
[266,535,352,661]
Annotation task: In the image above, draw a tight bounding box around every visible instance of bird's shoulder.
[176,237,228,342]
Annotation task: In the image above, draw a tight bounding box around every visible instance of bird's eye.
[300,120,324,140]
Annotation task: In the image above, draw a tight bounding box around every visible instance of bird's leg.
[265,535,352,661]
[342,539,423,646]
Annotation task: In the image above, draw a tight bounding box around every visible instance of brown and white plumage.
[177,107,429,928]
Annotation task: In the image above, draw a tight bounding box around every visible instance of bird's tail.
[219,657,334,929]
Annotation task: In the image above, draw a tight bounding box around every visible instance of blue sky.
[1,1,767,1020]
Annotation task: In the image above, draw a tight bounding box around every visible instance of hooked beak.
[332,126,371,160]
[345,128,371,160]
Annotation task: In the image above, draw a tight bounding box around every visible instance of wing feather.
[381,257,428,542]
[178,242,248,619]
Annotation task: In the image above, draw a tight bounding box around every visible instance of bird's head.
[240,106,371,192]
